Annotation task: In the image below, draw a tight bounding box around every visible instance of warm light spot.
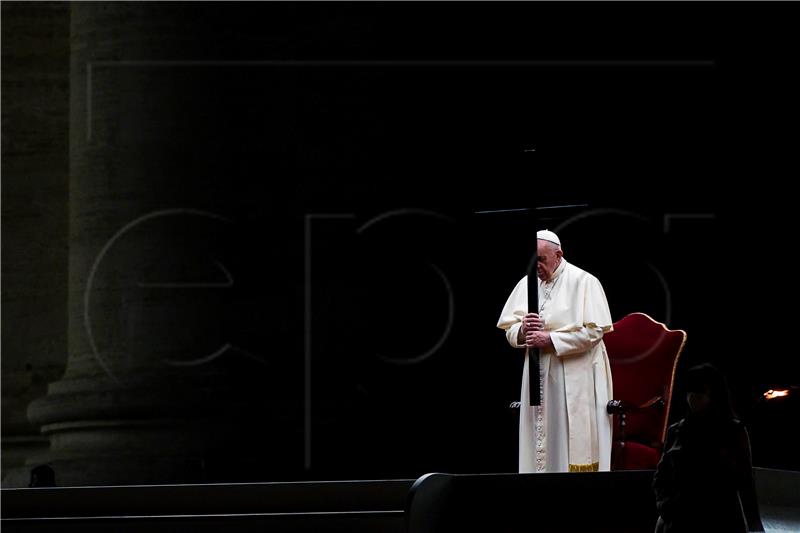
[763,389,790,400]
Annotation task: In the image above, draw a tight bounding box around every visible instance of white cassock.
[497,258,614,473]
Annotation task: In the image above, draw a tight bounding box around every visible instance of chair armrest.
[606,396,664,415]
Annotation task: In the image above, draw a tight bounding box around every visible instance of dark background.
[3,2,798,485]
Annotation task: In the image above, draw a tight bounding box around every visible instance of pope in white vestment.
[497,230,614,473]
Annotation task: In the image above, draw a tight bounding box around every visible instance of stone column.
[1,2,70,487]
[20,3,293,486]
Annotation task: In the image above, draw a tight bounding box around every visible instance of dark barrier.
[407,470,658,533]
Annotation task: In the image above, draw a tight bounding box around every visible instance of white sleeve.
[505,322,525,348]
[497,277,527,349]
[550,324,604,357]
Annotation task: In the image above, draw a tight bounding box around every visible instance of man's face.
[536,240,562,281]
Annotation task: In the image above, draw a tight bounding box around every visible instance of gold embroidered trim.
[568,462,599,472]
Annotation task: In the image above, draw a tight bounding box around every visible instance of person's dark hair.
[685,363,737,420]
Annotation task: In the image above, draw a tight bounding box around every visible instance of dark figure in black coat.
[653,364,764,532]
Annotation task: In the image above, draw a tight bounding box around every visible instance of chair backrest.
[603,313,686,446]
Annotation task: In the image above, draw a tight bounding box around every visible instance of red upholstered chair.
[604,313,686,470]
